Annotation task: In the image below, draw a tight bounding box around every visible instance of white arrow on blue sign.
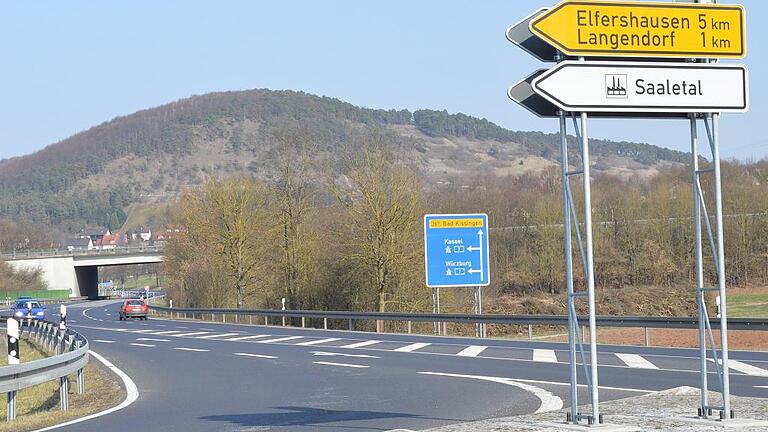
[424,213,490,288]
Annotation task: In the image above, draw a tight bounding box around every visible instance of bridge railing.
[0,318,89,421]
[1,245,163,260]
[148,305,768,345]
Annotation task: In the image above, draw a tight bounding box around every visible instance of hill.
[0,89,688,229]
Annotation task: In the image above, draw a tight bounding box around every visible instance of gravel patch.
[424,387,768,431]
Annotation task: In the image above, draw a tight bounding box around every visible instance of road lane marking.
[296,338,342,346]
[93,340,115,344]
[234,352,278,359]
[224,335,272,341]
[312,351,380,359]
[136,338,171,342]
[258,336,304,344]
[176,326,189,329]
[175,347,209,352]
[395,342,431,353]
[456,345,487,357]
[127,329,155,333]
[420,372,562,413]
[533,349,558,363]
[129,343,155,347]
[172,331,210,337]
[419,372,652,394]
[616,353,658,369]
[31,351,140,432]
[148,330,183,335]
[196,333,240,339]
[313,361,369,368]
[340,340,381,349]
[710,359,768,377]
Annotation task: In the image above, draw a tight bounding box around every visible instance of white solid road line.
[419,372,652,394]
[296,338,342,346]
[419,372,562,413]
[394,342,431,353]
[149,330,183,335]
[30,351,140,432]
[197,332,240,339]
[340,340,382,349]
[127,329,155,333]
[136,338,171,342]
[93,339,115,344]
[533,349,558,363]
[258,336,304,344]
[130,343,156,347]
[175,347,209,352]
[616,353,658,369]
[313,361,369,368]
[456,345,487,357]
[711,359,768,377]
[234,352,278,359]
[172,331,210,337]
[224,335,272,341]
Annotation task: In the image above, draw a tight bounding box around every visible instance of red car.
[119,299,148,320]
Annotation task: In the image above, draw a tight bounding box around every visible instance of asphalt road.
[49,300,768,431]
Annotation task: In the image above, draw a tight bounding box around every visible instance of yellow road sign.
[530,0,745,58]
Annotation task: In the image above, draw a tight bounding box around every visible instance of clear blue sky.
[0,1,764,160]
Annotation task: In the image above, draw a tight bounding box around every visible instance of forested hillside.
[0,89,687,229]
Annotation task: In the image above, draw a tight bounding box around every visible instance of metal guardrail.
[1,245,163,260]
[0,318,89,421]
[149,305,768,332]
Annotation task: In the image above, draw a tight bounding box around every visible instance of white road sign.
[532,61,748,113]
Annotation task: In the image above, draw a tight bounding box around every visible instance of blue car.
[12,299,46,320]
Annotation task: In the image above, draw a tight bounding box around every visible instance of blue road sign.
[424,213,490,288]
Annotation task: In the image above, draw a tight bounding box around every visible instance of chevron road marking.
[296,338,342,346]
[616,353,658,369]
[533,349,558,363]
[394,343,431,353]
[340,340,382,349]
[456,346,487,357]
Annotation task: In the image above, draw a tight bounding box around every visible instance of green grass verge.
[0,290,71,301]
[728,292,768,318]
[0,336,124,431]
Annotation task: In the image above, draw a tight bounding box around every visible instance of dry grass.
[0,335,124,431]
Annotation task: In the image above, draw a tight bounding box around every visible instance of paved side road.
[50,300,768,431]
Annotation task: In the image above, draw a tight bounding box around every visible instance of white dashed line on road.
[172,332,210,337]
[312,351,379,359]
[394,342,431,353]
[258,336,304,344]
[456,346,487,357]
[136,338,171,342]
[340,340,381,349]
[296,338,342,346]
[616,353,658,369]
[234,352,278,359]
[224,335,272,341]
[130,343,155,347]
[313,361,369,369]
[93,340,115,344]
[197,333,240,339]
[149,330,183,335]
[533,349,558,363]
[175,347,209,352]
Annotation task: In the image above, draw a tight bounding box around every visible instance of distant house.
[78,227,111,245]
[96,233,128,250]
[66,237,94,251]
[128,227,152,242]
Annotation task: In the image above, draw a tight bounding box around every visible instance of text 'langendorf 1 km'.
[507,0,747,427]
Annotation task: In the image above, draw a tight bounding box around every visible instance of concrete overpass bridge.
[1,246,163,298]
